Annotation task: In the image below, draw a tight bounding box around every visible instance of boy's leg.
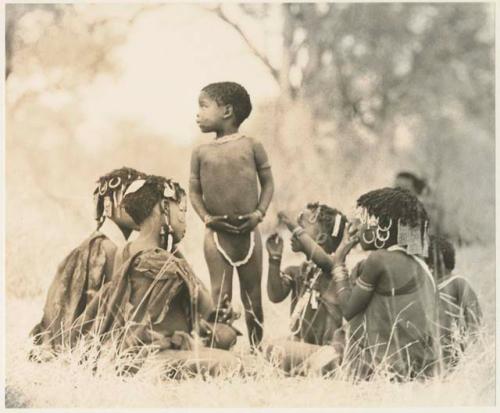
[204,229,234,308]
[236,230,263,348]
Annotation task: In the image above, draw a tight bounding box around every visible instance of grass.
[5,211,496,407]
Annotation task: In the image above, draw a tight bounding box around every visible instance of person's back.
[29,167,146,357]
[354,249,438,374]
[427,235,483,366]
[296,188,440,380]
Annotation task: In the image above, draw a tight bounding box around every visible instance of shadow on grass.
[5,385,31,408]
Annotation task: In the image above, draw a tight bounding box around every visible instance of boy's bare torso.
[197,136,265,218]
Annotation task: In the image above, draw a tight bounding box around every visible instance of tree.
[210,3,494,243]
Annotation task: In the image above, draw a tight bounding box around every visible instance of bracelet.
[335,286,350,295]
[292,227,305,237]
[269,255,282,262]
[331,264,349,282]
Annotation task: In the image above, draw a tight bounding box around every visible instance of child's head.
[197,82,252,133]
[94,167,147,230]
[121,175,187,244]
[394,171,427,196]
[294,202,347,254]
[426,235,455,276]
[355,187,429,253]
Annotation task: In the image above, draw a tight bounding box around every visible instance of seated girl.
[279,188,439,381]
[427,235,482,367]
[30,167,146,357]
[72,175,241,378]
[264,203,347,374]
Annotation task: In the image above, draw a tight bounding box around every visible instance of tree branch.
[211,5,280,84]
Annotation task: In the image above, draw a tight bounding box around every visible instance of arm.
[254,140,274,216]
[236,141,274,233]
[268,264,295,303]
[101,239,118,283]
[278,212,334,272]
[265,233,293,302]
[189,146,210,222]
[456,278,483,330]
[196,283,215,320]
[326,252,384,321]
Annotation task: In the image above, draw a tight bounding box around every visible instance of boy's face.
[197,92,226,133]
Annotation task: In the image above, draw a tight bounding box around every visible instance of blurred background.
[6,3,495,299]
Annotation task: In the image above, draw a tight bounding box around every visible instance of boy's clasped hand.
[204,211,263,234]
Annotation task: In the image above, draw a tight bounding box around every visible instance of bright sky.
[76,4,281,147]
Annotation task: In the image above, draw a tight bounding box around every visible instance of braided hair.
[305,202,347,250]
[357,187,428,229]
[94,167,147,227]
[122,175,185,226]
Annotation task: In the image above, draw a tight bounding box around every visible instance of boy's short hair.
[202,81,252,126]
[428,235,456,271]
[395,171,427,195]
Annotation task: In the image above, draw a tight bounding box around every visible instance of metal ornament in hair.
[331,214,342,238]
[376,226,390,242]
[103,196,113,218]
[378,218,392,232]
[123,179,146,197]
[98,180,108,196]
[362,230,375,245]
[108,176,121,189]
[396,218,427,256]
[355,206,379,227]
[374,237,386,249]
[422,221,429,258]
[163,181,176,200]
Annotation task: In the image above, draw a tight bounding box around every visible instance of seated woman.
[280,188,439,381]
[264,203,347,374]
[72,175,241,378]
[427,235,482,368]
[30,167,146,358]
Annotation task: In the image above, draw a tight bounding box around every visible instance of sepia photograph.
[4,1,495,408]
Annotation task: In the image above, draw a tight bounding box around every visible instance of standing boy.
[190,81,274,348]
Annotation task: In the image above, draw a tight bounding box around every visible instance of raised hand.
[265,233,284,257]
[277,211,297,232]
[333,223,359,265]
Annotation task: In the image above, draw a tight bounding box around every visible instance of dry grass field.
[5,214,495,407]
